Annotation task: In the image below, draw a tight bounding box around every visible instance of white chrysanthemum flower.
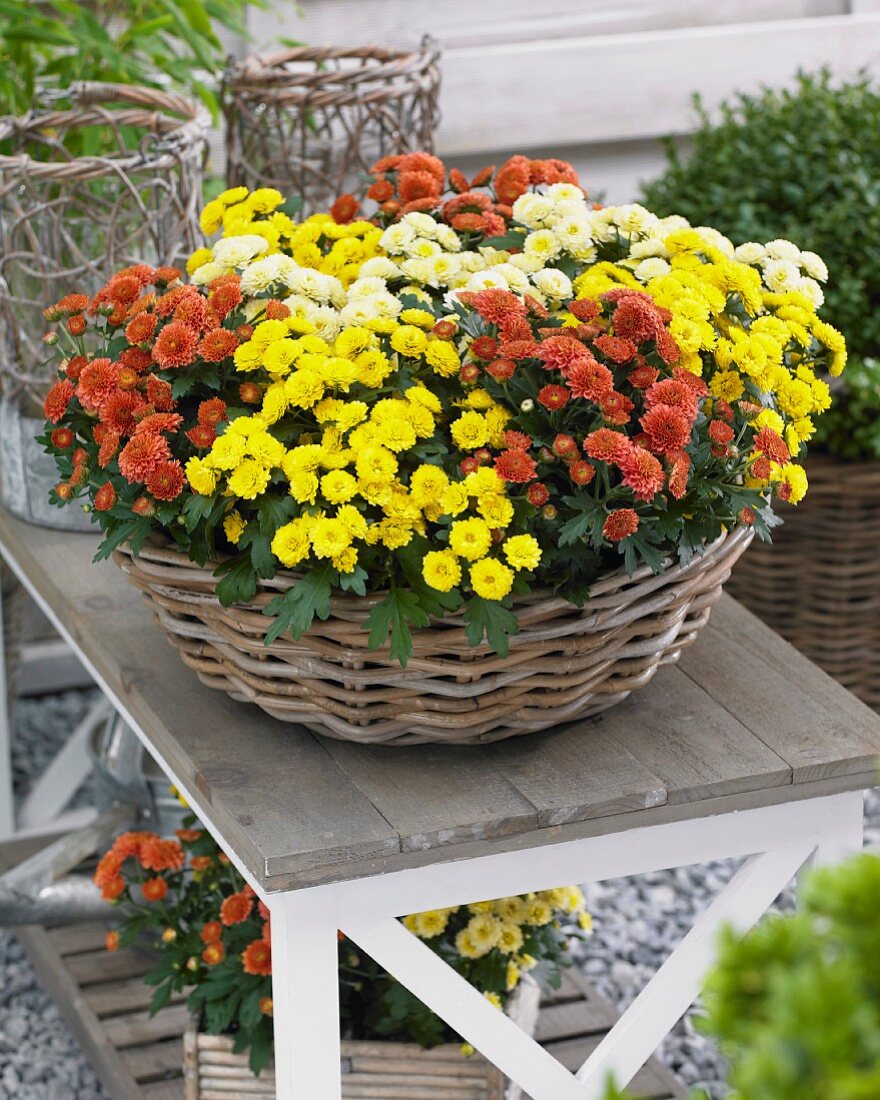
[465,270,510,292]
[366,290,402,319]
[734,242,767,264]
[656,214,691,235]
[408,237,442,259]
[399,257,435,285]
[587,207,618,243]
[425,254,462,287]
[695,227,735,256]
[458,250,489,273]
[800,250,829,282]
[491,263,531,294]
[612,203,659,237]
[797,276,825,308]
[401,212,440,238]
[435,225,463,252]
[359,256,400,280]
[239,256,287,294]
[764,238,802,263]
[379,222,417,254]
[554,215,592,250]
[523,228,561,262]
[286,267,337,303]
[634,257,671,281]
[532,268,573,300]
[190,261,230,286]
[211,234,269,267]
[507,252,546,274]
[308,304,342,342]
[338,298,378,327]
[242,299,266,322]
[512,192,555,229]
[348,276,388,299]
[763,259,801,293]
[545,182,584,204]
[552,197,589,222]
[568,241,598,263]
[628,236,669,260]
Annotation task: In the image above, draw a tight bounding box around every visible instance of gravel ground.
[1,688,878,1099]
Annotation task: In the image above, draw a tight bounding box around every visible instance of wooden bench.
[1,507,878,1099]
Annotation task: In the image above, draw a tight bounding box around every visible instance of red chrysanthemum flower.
[197,398,227,427]
[153,321,198,369]
[714,399,734,422]
[98,431,121,468]
[583,428,631,465]
[125,313,156,345]
[399,151,445,184]
[65,354,88,380]
[640,405,693,454]
[146,375,174,412]
[460,363,481,383]
[242,939,272,977]
[538,384,570,410]
[552,433,578,459]
[645,378,699,418]
[526,482,549,507]
[609,294,664,343]
[486,358,516,382]
[667,449,691,500]
[101,390,146,436]
[672,367,709,396]
[330,193,359,224]
[708,420,735,445]
[628,364,660,390]
[495,449,537,483]
[433,320,457,340]
[568,298,601,322]
[739,506,756,526]
[498,339,540,361]
[94,482,116,512]
[470,335,498,361]
[118,433,171,483]
[494,155,532,205]
[197,328,238,363]
[142,877,168,902]
[459,288,526,326]
[50,427,74,449]
[43,378,75,423]
[141,836,184,872]
[77,358,120,412]
[200,921,223,945]
[603,508,640,541]
[655,330,681,365]
[366,177,394,202]
[220,892,253,927]
[202,942,225,966]
[132,496,156,517]
[751,455,772,480]
[239,382,262,405]
[186,425,216,449]
[153,266,181,286]
[208,281,243,320]
[264,299,291,321]
[570,460,595,487]
[600,392,635,426]
[620,447,665,502]
[593,333,637,365]
[537,334,590,373]
[503,430,532,451]
[146,460,185,502]
[753,426,789,466]
[398,170,442,205]
[118,347,153,373]
[135,412,183,436]
[567,358,615,402]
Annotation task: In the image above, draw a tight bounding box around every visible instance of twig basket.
[0,82,209,410]
[727,453,880,708]
[183,978,540,1099]
[223,44,441,214]
[113,527,751,746]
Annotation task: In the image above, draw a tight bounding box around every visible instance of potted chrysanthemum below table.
[96,817,589,1098]
[40,153,846,744]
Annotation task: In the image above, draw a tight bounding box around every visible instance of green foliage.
[0,0,261,127]
[642,69,880,458]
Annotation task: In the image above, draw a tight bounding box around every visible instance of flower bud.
[520,398,534,413]
[42,331,59,346]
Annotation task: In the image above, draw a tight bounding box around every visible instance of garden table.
[0,504,878,1100]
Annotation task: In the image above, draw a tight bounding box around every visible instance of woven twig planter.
[223,44,441,214]
[183,978,540,1099]
[0,82,208,410]
[728,453,880,709]
[113,527,751,746]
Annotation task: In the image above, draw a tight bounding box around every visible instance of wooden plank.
[543,1033,680,1097]
[140,1081,184,1100]
[86,975,187,1020]
[680,597,880,785]
[321,740,540,852]
[122,1038,185,1084]
[601,665,792,805]
[67,946,156,986]
[47,921,109,956]
[489,724,668,829]
[105,1003,191,1049]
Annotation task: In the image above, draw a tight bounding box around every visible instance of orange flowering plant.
[41,153,845,664]
[97,813,591,1072]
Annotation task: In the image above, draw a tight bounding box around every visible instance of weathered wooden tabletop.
[2,507,878,894]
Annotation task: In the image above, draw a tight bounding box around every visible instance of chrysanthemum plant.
[96,818,590,1072]
[41,153,845,664]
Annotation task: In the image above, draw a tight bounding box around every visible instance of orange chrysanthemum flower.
[146,460,185,502]
[208,282,243,319]
[186,425,216,449]
[667,449,691,500]
[620,447,665,502]
[603,508,640,542]
[142,877,168,902]
[94,482,117,512]
[190,855,213,872]
[753,426,789,466]
[77,359,120,412]
[330,193,359,224]
[640,405,693,455]
[50,427,74,449]
[118,433,171,484]
[101,390,146,435]
[202,942,225,966]
[105,930,119,953]
[494,450,537,483]
[153,321,198,369]
[241,939,272,976]
[567,359,616,402]
[43,379,75,423]
[140,836,185,873]
[537,385,570,411]
[197,398,227,427]
[583,428,631,465]
[200,921,223,945]
[146,375,174,412]
[259,997,273,1016]
[569,460,595,487]
[220,892,253,927]
[125,313,157,345]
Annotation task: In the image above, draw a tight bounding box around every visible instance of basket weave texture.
[223,44,441,215]
[0,82,208,408]
[114,527,751,746]
[727,453,880,709]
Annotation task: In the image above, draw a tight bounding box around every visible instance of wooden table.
[1,507,878,1100]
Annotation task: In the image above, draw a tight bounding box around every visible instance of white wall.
[239,0,880,202]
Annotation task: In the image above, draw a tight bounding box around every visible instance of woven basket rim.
[119,525,746,614]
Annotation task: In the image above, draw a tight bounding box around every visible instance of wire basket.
[223,43,441,214]
[0,82,209,410]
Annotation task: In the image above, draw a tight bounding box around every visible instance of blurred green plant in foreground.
[642,70,880,460]
[604,852,880,1099]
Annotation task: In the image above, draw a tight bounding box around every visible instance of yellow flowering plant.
[41,153,846,665]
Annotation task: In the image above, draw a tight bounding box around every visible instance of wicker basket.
[727,453,880,709]
[0,82,208,411]
[113,526,751,746]
[223,44,441,215]
[183,978,540,1099]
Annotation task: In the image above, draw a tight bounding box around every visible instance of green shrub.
[642,70,880,459]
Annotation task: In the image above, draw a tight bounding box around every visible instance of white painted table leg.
[269,891,343,1100]
[812,788,864,866]
[0,579,15,839]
